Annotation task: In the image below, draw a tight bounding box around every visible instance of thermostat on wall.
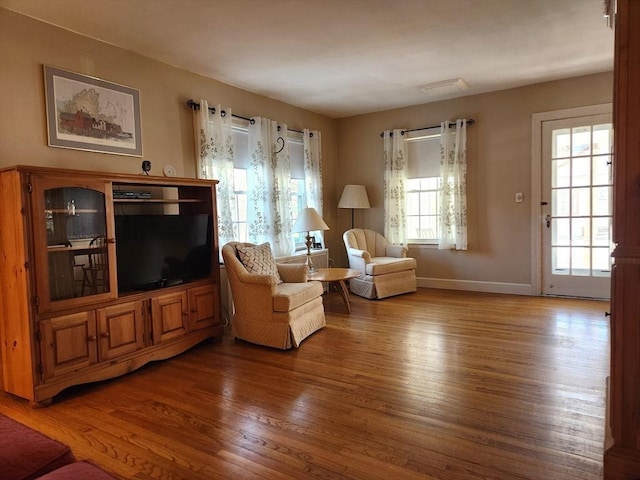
[163,165,176,177]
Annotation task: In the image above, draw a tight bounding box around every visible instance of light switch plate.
[515,192,524,203]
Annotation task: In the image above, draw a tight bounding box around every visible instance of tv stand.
[0,165,222,405]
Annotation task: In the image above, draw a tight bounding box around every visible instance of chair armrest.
[236,269,277,287]
[347,247,372,263]
[385,245,408,258]
[229,272,276,319]
[277,263,308,283]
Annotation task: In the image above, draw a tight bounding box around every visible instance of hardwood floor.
[0,288,609,480]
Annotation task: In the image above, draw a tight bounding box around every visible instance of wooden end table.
[307,268,361,314]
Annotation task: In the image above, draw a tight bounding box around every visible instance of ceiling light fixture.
[419,78,469,97]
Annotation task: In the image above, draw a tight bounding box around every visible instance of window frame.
[405,128,442,246]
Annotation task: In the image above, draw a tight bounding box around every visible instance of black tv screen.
[115,214,212,292]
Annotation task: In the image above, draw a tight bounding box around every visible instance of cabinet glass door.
[33,177,116,310]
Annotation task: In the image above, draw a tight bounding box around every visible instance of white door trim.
[530,103,612,296]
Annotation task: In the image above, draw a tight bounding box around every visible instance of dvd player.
[113,190,152,199]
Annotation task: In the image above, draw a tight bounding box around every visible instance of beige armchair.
[343,229,417,299]
[222,242,326,349]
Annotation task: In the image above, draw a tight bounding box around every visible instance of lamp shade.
[338,185,370,209]
[293,207,329,233]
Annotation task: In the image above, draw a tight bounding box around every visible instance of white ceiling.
[0,0,614,118]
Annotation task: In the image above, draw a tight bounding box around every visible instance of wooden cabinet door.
[40,311,97,380]
[30,174,117,313]
[151,291,188,344]
[96,301,145,361]
[188,285,219,332]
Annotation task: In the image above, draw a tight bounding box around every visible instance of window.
[232,168,248,240]
[232,123,309,248]
[406,177,441,242]
[405,128,442,244]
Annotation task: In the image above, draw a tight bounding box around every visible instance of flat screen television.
[115,213,212,292]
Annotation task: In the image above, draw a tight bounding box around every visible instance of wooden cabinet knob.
[87,335,97,342]
[101,332,110,338]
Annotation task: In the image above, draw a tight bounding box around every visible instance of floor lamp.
[338,184,370,229]
[293,207,329,272]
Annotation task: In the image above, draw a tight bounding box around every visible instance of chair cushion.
[365,256,417,276]
[273,281,323,312]
[36,461,118,480]
[0,414,76,480]
[237,242,282,284]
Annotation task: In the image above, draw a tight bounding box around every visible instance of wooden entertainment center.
[0,166,222,405]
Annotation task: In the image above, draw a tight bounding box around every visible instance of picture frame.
[44,65,143,157]
[310,236,322,249]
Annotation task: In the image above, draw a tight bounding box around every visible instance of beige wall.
[0,8,613,293]
[0,8,341,255]
[336,73,613,291]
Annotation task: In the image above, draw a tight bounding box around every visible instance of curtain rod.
[187,99,254,124]
[379,118,475,137]
[186,99,308,136]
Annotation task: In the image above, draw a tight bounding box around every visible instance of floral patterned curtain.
[439,119,468,250]
[247,118,294,256]
[193,100,236,247]
[303,129,324,245]
[383,129,408,245]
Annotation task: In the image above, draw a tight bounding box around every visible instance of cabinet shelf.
[47,208,99,214]
[113,198,204,204]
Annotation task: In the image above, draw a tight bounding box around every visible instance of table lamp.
[293,207,329,272]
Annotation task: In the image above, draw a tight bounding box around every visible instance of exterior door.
[541,114,613,298]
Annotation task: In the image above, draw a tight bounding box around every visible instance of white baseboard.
[417,277,534,296]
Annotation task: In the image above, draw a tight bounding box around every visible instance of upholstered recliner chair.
[343,229,417,299]
[222,242,326,349]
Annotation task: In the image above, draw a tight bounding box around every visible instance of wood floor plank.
[0,289,609,479]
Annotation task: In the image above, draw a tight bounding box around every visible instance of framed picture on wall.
[44,65,143,156]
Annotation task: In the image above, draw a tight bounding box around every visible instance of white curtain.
[383,129,408,245]
[439,119,468,250]
[303,129,324,245]
[193,100,236,247]
[247,118,294,256]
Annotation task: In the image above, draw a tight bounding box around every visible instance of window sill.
[407,242,438,249]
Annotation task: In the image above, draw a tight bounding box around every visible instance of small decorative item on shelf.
[66,200,76,216]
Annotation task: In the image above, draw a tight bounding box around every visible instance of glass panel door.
[542,115,613,298]
[32,177,116,311]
